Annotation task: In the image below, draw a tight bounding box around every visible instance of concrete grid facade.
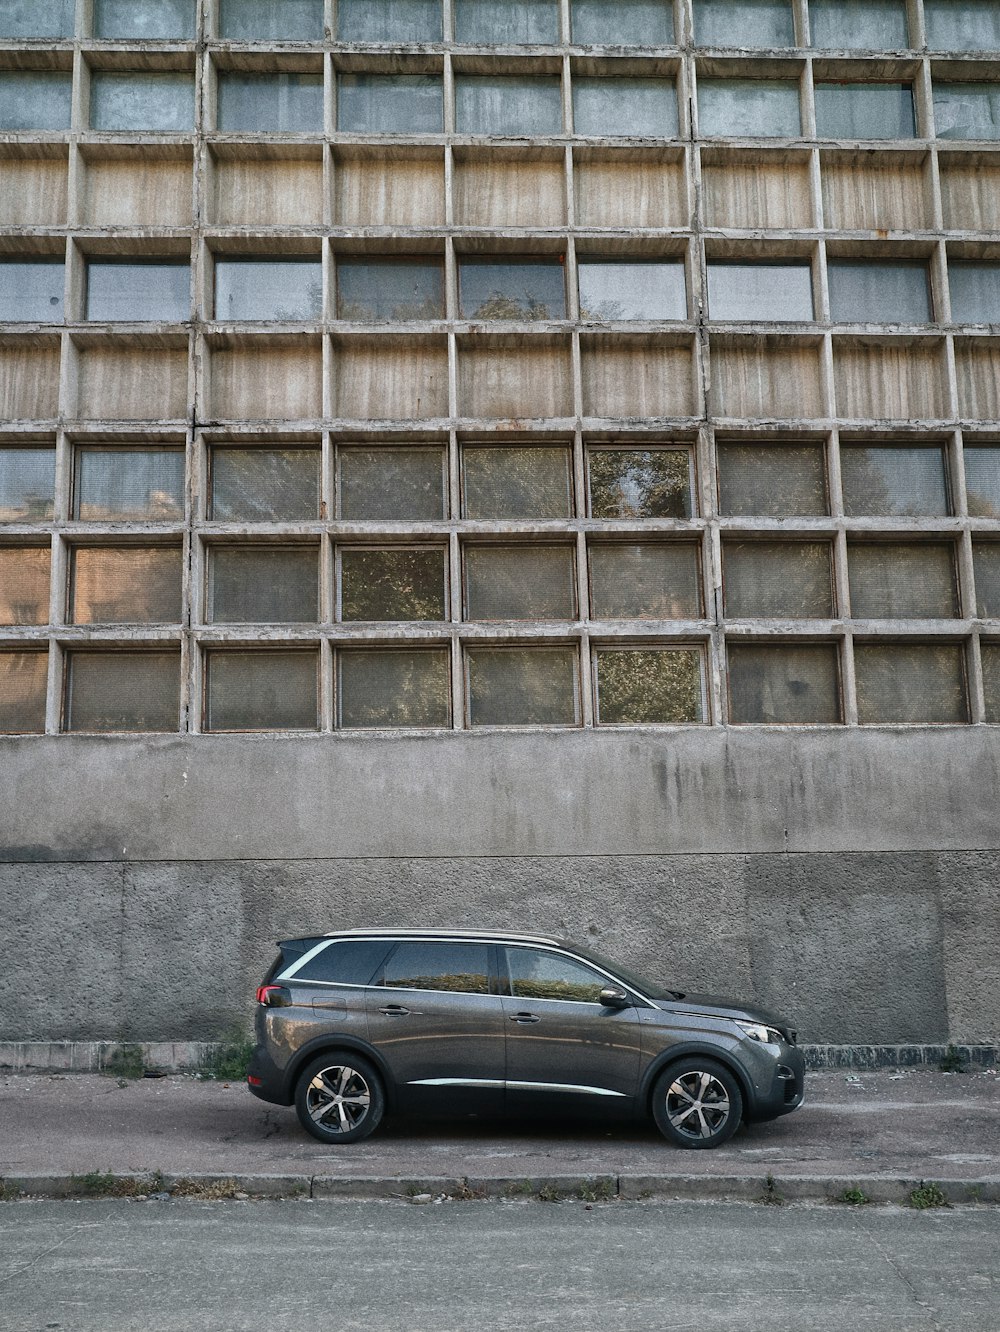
[1,0,1000,1052]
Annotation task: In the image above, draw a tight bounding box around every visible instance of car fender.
[283,1033,399,1111]
[640,1042,756,1119]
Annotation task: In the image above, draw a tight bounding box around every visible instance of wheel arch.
[284,1035,398,1111]
[641,1044,755,1121]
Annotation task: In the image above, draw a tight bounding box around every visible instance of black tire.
[651,1057,743,1150]
[294,1053,385,1144]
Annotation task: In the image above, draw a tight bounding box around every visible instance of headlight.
[736,1019,784,1045]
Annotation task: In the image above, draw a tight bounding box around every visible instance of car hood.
[652,992,793,1030]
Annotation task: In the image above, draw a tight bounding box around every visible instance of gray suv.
[248,929,804,1149]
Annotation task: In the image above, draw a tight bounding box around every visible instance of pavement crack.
[856,1215,946,1332]
[0,1225,98,1289]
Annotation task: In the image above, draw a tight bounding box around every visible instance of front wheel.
[294,1053,385,1144]
[651,1058,743,1149]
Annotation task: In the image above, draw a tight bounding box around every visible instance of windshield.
[559,940,683,1000]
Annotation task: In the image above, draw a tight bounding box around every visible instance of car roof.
[314,927,565,947]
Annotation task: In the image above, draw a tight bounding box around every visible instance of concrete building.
[1,0,999,1057]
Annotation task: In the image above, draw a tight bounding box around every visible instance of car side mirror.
[599,986,631,1009]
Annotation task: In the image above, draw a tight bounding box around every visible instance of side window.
[379,941,491,994]
[289,939,393,985]
[506,947,608,1003]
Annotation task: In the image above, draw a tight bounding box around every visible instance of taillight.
[247,1074,263,1087]
[255,984,291,1007]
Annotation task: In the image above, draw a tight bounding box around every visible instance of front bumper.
[748,1044,806,1121]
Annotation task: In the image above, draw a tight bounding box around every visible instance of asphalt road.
[1,1199,997,1332]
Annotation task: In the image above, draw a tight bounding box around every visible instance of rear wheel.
[652,1057,743,1149]
[294,1053,385,1144]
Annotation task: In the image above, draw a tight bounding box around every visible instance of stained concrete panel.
[935,851,1000,1044]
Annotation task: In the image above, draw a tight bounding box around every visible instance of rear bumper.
[246,1046,293,1106]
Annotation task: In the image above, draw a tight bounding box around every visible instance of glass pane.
[0,547,50,625]
[211,448,320,521]
[695,0,794,47]
[589,543,702,618]
[974,544,1000,618]
[0,450,55,522]
[571,0,673,45]
[86,262,190,322]
[218,74,324,132]
[814,83,915,139]
[65,652,179,732]
[462,446,571,519]
[75,450,185,521]
[828,261,929,323]
[340,548,445,620]
[0,651,47,733]
[204,650,317,730]
[455,0,559,43]
[209,546,317,622]
[983,644,1000,720]
[455,76,561,135]
[90,73,195,132]
[338,75,443,134]
[966,449,1000,518]
[0,262,64,322]
[934,83,1000,140]
[219,0,324,40]
[70,547,181,624]
[596,648,703,723]
[336,260,443,320]
[855,643,968,723]
[337,0,442,41]
[467,646,578,725]
[338,649,451,727]
[573,78,678,136]
[464,545,576,619]
[339,448,445,520]
[588,448,692,518]
[925,1,1000,51]
[578,261,686,320]
[95,0,196,39]
[728,644,841,722]
[841,447,949,517]
[507,946,607,1002]
[215,260,322,320]
[698,79,801,137]
[848,544,958,619]
[380,942,490,993]
[459,260,565,318]
[724,541,833,618]
[291,938,393,985]
[717,444,827,516]
[707,263,813,320]
[0,73,72,132]
[949,261,1000,321]
[0,0,74,37]
[809,0,908,49]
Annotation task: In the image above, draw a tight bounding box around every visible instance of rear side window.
[289,939,393,985]
[378,941,491,994]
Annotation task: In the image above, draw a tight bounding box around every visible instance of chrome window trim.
[503,941,656,1007]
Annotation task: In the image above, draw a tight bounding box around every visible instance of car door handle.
[509,1012,540,1024]
[378,1005,410,1016]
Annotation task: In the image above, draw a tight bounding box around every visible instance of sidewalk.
[2,1066,998,1204]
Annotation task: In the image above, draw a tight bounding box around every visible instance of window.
[340,548,446,621]
[694,0,794,48]
[983,644,1000,720]
[210,448,320,521]
[336,259,444,320]
[464,545,576,619]
[214,259,322,321]
[854,643,968,723]
[506,946,607,1002]
[717,444,827,516]
[217,73,324,133]
[0,261,64,322]
[74,449,185,521]
[728,644,841,723]
[462,446,572,519]
[578,260,686,321]
[973,544,1000,618]
[339,448,445,520]
[571,0,673,46]
[85,262,190,322]
[572,79,678,137]
[840,446,949,517]
[379,941,490,994]
[0,73,72,132]
[337,75,443,134]
[814,83,915,139]
[337,0,442,42]
[454,0,559,44]
[466,646,579,725]
[933,83,1000,140]
[966,449,1000,518]
[590,543,702,619]
[70,547,181,624]
[848,544,959,619]
[924,1,1000,52]
[455,76,562,135]
[94,0,196,39]
[808,0,908,50]
[0,0,74,37]
[950,262,1000,322]
[0,548,50,625]
[208,546,317,623]
[218,0,324,40]
[90,73,195,133]
[595,648,704,724]
[707,262,813,321]
[0,450,55,522]
[459,259,565,319]
[338,649,451,728]
[64,652,180,732]
[203,649,317,730]
[724,542,833,619]
[697,79,801,138]
[827,261,930,323]
[0,651,47,734]
[288,938,394,985]
[588,448,692,519]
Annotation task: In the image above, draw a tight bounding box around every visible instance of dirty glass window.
[204,650,318,730]
[697,79,801,138]
[707,263,813,321]
[462,446,572,519]
[85,262,190,322]
[848,544,958,619]
[573,79,678,137]
[814,83,915,139]
[0,548,50,625]
[570,0,673,45]
[338,448,445,520]
[338,75,443,134]
[379,941,490,993]
[0,73,72,131]
[595,648,704,724]
[219,0,324,40]
[724,541,833,619]
[925,1,1000,52]
[0,450,55,522]
[210,448,320,521]
[578,260,686,321]
[949,262,1000,321]
[588,448,692,519]
[90,73,195,132]
[70,547,181,625]
[64,652,180,732]
[74,450,185,521]
[840,447,949,517]
[855,643,968,723]
[338,649,451,728]
[0,651,47,734]
[827,261,929,323]
[459,259,565,318]
[455,0,559,44]
[728,644,841,723]
[208,546,317,623]
[464,545,576,619]
[965,449,1000,518]
[983,644,1000,720]
[0,261,64,322]
[289,939,394,985]
[340,548,446,621]
[95,0,196,39]
[218,74,324,132]
[214,259,322,321]
[717,444,827,516]
[973,544,1000,618]
[933,83,1000,140]
[467,646,579,725]
[506,946,607,1002]
[694,0,794,48]
[337,0,442,41]
[808,0,908,49]
[0,0,74,37]
[589,543,702,619]
[455,76,562,135]
[336,259,444,320]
